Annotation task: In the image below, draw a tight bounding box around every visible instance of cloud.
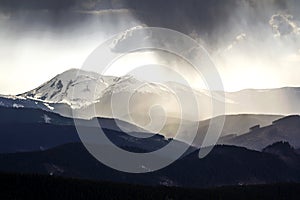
[0,11,10,21]
[1,0,300,94]
[269,13,300,37]
[109,25,147,52]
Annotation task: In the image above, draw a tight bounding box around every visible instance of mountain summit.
[19,69,118,108]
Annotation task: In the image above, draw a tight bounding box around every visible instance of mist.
[208,0,300,91]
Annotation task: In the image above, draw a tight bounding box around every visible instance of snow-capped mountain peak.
[19,69,118,108]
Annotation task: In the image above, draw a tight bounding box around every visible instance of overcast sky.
[1,0,300,94]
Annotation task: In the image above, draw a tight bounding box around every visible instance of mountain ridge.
[0,141,299,188]
[220,115,300,150]
[0,68,299,142]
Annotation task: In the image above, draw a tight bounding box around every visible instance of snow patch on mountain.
[43,114,52,123]
[12,103,24,108]
[0,94,53,111]
[43,103,54,110]
[100,75,175,97]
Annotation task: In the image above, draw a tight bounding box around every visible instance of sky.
[1,0,300,94]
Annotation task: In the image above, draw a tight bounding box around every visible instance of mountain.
[0,107,163,153]
[220,115,300,150]
[159,114,282,147]
[0,68,298,145]
[1,68,294,143]
[19,69,118,109]
[6,69,293,135]
[263,141,296,155]
[0,105,283,152]
[0,105,292,154]
[14,69,222,138]
[18,68,218,122]
[0,106,73,125]
[0,142,299,188]
[196,114,281,137]
[0,106,146,132]
[0,94,54,111]
[263,141,300,169]
[225,88,300,116]
[17,69,300,120]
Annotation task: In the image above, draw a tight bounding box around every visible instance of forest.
[0,172,299,200]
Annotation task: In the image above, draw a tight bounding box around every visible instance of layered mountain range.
[13,68,300,118]
[1,0,300,191]
[0,68,300,187]
[0,68,299,150]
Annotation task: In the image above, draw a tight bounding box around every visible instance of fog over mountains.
[16,68,300,117]
[0,68,297,144]
[1,1,300,192]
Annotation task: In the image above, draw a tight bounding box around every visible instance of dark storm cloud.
[0,0,290,48]
[0,0,297,50]
[123,0,288,44]
[0,0,77,10]
[0,0,126,11]
[0,0,290,29]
